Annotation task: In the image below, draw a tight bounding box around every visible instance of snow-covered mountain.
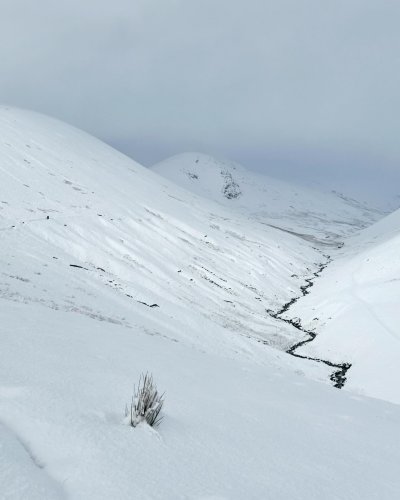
[1,107,399,499]
[152,152,382,241]
[287,207,400,404]
[152,153,400,404]
[0,108,325,353]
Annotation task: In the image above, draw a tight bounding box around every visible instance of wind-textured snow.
[1,106,399,499]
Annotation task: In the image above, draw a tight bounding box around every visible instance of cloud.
[1,0,399,206]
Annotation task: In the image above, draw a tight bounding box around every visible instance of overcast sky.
[1,0,399,208]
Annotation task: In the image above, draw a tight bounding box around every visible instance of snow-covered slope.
[152,152,382,241]
[0,107,326,353]
[286,208,400,404]
[1,107,399,499]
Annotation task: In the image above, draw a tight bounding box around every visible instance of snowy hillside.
[152,152,382,241]
[1,107,399,499]
[286,207,400,404]
[0,107,326,353]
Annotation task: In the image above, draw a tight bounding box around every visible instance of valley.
[1,106,399,500]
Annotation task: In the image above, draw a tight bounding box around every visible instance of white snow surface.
[287,207,400,404]
[153,154,400,402]
[1,107,399,499]
[152,152,382,240]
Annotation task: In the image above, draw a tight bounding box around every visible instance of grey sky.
[1,0,399,208]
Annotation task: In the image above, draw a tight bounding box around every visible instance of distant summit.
[152,152,382,240]
[152,153,244,201]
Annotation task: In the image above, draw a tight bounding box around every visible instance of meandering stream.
[267,255,351,389]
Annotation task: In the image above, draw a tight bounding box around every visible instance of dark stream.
[267,255,351,389]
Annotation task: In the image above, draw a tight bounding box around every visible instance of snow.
[1,106,400,499]
[1,304,399,500]
[152,152,400,403]
[0,421,63,499]
[151,152,383,241]
[286,207,400,404]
